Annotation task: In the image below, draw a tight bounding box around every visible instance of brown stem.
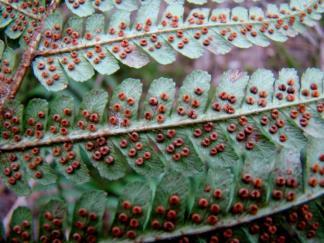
[0,0,59,110]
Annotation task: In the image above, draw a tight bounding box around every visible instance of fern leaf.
[111,181,153,238]
[70,191,107,241]
[0,42,19,104]
[7,207,32,242]
[187,0,262,5]
[32,0,323,90]
[0,68,323,239]
[2,192,323,241]
[2,192,106,242]
[1,68,323,182]
[65,0,264,17]
[65,0,137,17]
[38,199,67,242]
[0,0,46,46]
[193,198,324,243]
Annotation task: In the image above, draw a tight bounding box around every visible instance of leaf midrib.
[0,96,322,151]
[34,1,315,57]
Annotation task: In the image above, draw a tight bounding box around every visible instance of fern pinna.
[1,68,324,241]
[1,193,323,242]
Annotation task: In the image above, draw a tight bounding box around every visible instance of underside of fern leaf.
[0,0,45,44]
[0,68,323,240]
[64,0,261,17]
[0,0,59,108]
[1,190,323,242]
[185,198,324,243]
[0,39,18,88]
[31,0,323,91]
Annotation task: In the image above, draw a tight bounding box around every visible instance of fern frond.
[192,198,324,243]
[0,0,60,109]
[0,0,46,46]
[0,68,323,239]
[38,199,67,242]
[6,207,32,242]
[70,191,107,241]
[2,193,107,242]
[64,0,261,17]
[0,39,18,84]
[32,0,323,90]
[0,39,19,106]
[1,191,323,241]
[65,0,138,17]
[168,0,262,6]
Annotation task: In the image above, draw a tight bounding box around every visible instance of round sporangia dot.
[238,188,250,199]
[198,198,209,208]
[118,212,128,223]
[213,189,222,199]
[227,123,236,133]
[155,205,165,215]
[169,194,180,205]
[248,204,258,215]
[166,144,175,154]
[210,203,220,214]
[129,218,139,228]
[245,141,255,150]
[163,221,175,232]
[119,139,128,148]
[232,202,244,214]
[151,219,161,229]
[319,154,324,162]
[191,213,202,224]
[286,191,296,201]
[166,210,177,220]
[242,173,252,183]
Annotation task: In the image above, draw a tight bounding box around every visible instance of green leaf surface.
[38,200,67,242]
[2,193,323,242]
[1,68,323,239]
[8,207,33,242]
[0,1,44,46]
[32,0,323,91]
[109,181,153,239]
[70,190,107,241]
